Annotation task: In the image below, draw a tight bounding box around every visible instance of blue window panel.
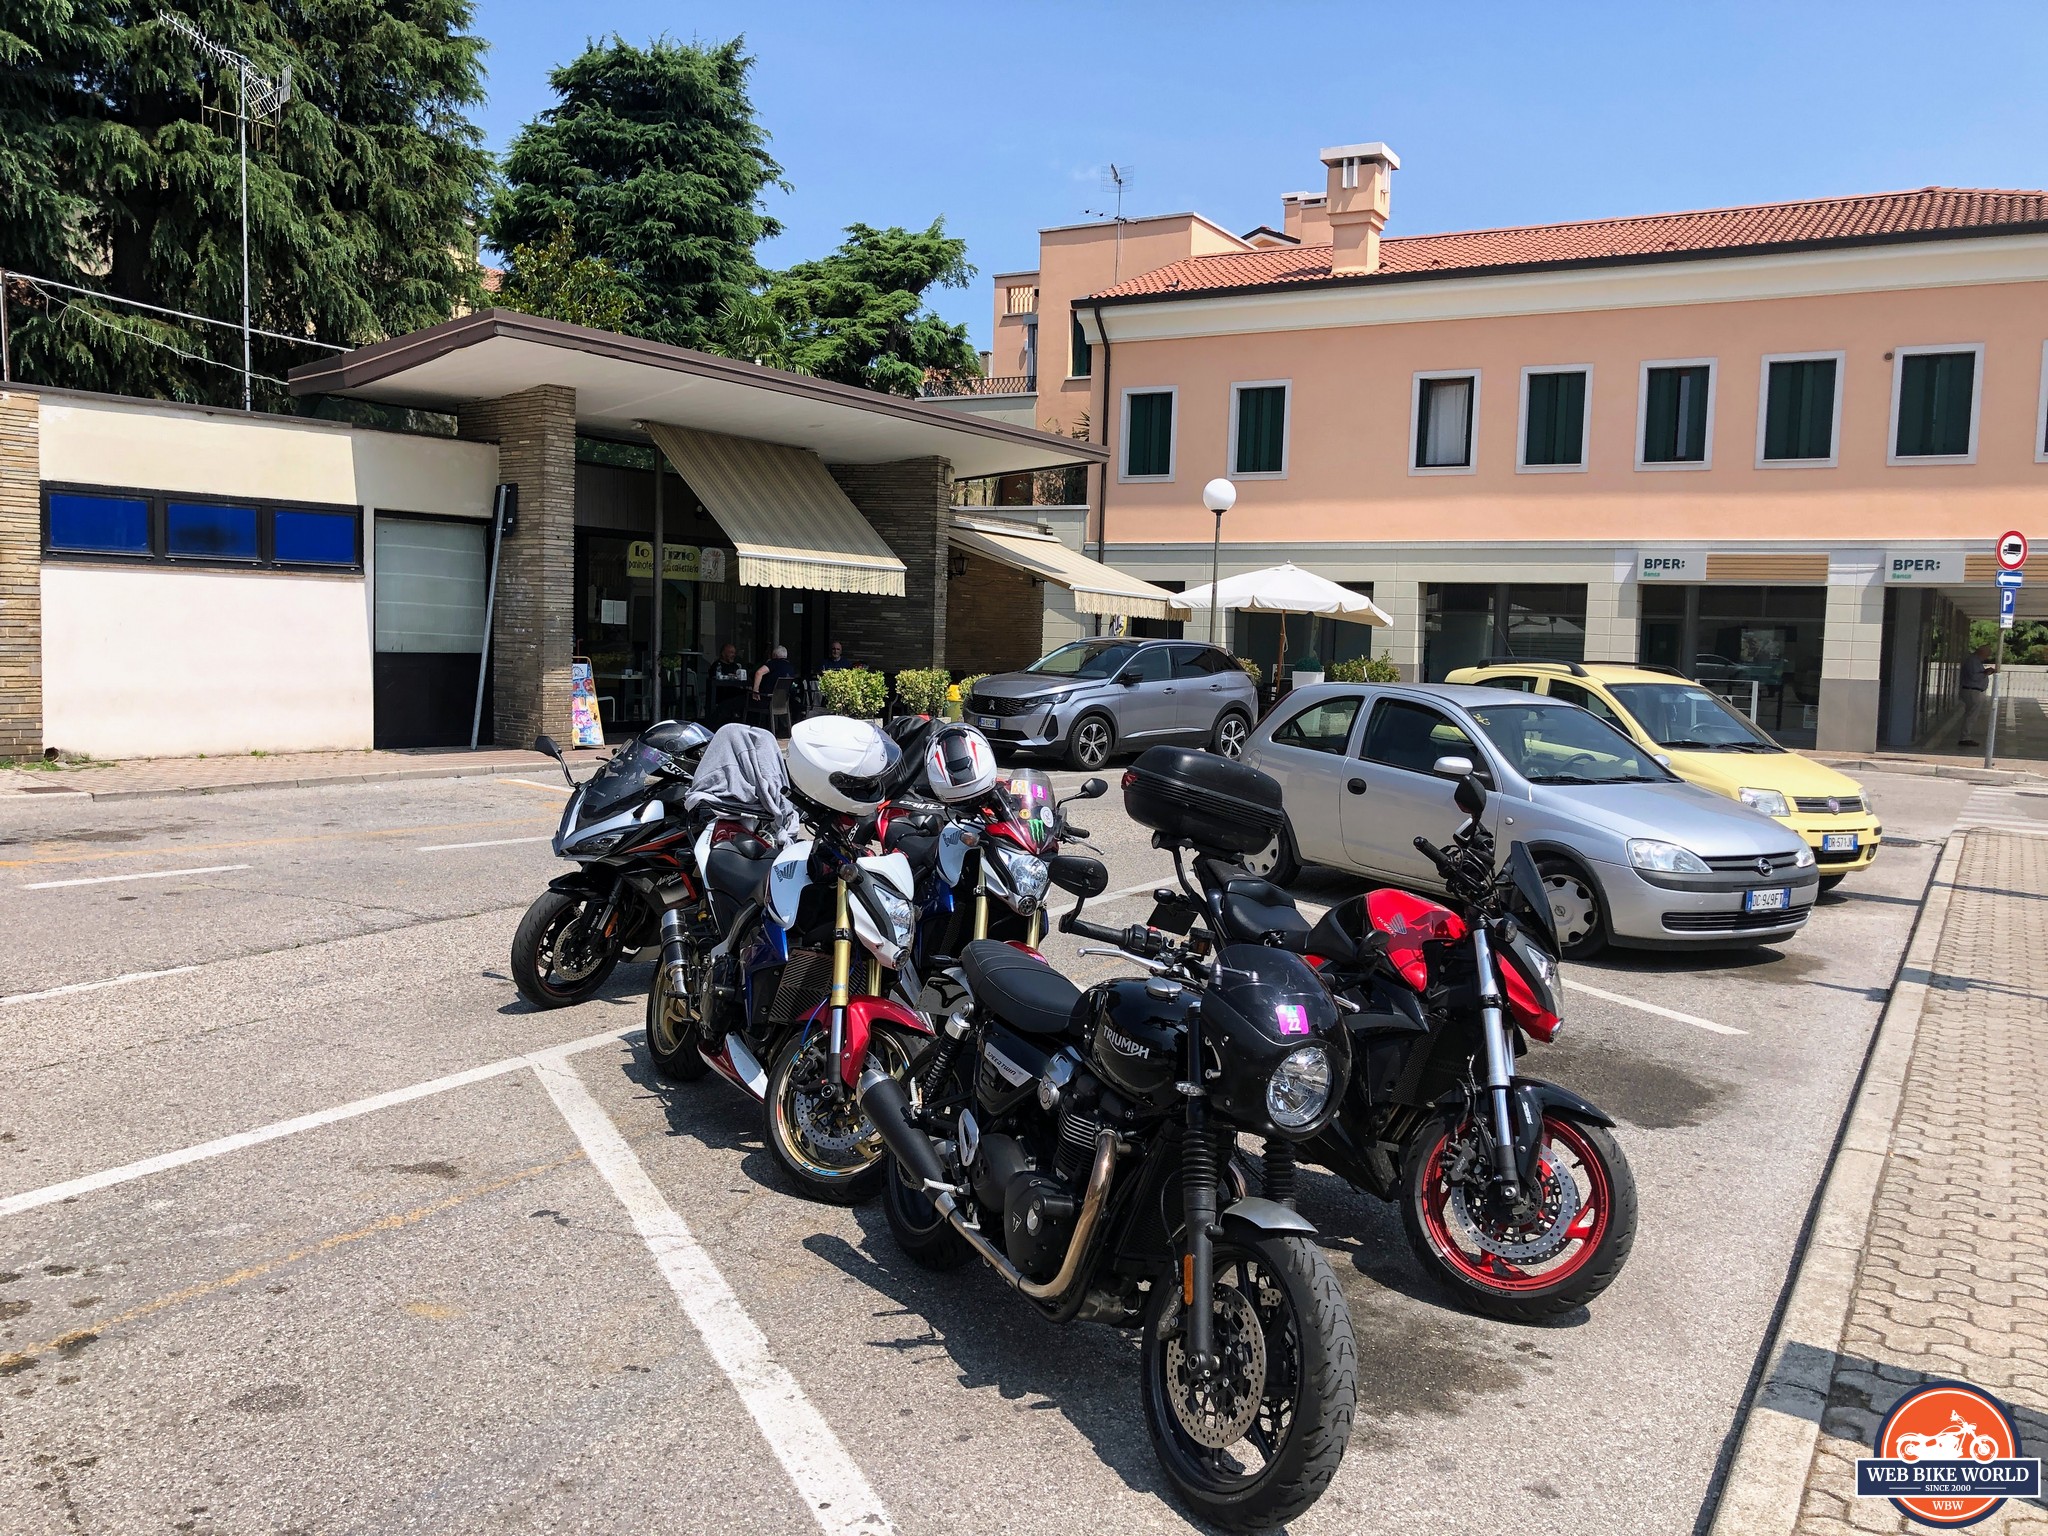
[166,501,259,559]
[273,509,357,565]
[48,492,151,554]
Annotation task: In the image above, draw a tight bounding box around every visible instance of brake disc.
[1450,1151,1581,1264]
[1166,1283,1267,1450]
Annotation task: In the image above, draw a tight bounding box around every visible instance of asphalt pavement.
[0,765,1972,1534]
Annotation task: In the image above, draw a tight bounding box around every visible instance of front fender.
[833,995,934,1088]
[1218,1196,1317,1243]
[547,869,613,898]
[1514,1075,1617,1129]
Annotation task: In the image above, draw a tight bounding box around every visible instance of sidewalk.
[1712,830,2048,1534]
[0,745,611,802]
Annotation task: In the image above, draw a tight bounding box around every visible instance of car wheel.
[1538,855,1607,960]
[1210,709,1251,759]
[1066,712,1115,771]
[1242,820,1302,886]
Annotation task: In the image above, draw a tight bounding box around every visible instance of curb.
[1705,829,1969,1536]
[0,759,580,804]
[1817,757,2047,787]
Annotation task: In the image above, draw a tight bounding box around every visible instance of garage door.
[373,513,490,748]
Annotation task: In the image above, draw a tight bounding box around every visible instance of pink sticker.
[1274,1004,1311,1036]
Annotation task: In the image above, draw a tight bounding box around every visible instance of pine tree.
[0,0,493,407]
[488,36,784,355]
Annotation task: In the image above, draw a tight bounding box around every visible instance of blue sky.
[470,0,2048,350]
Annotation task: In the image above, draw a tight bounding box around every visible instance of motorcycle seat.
[1220,878,1311,946]
[705,842,774,905]
[960,939,1084,1037]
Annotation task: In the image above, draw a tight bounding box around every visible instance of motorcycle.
[1898,1413,2000,1463]
[1180,752,1638,1323]
[510,722,710,1010]
[859,746,1357,1533]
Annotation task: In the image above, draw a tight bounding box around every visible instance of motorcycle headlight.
[992,845,1051,914]
[1626,838,1710,874]
[1265,1044,1333,1130]
[872,882,916,949]
[1737,787,1791,818]
[578,831,625,855]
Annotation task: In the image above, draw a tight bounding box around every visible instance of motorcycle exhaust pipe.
[858,1068,949,1191]
[658,908,691,997]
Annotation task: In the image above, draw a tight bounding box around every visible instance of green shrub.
[1329,654,1402,684]
[955,672,988,698]
[1235,657,1263,683]
[1294,652,1322,672]
[818,667,888,718]
[893,667,953,716]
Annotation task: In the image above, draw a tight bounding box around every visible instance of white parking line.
[0,965,201,1008]
[1047,879,1160,920]
[1564,978,1746,1036]
[535,1052,894,1536]
[0,1026,635,1220]
[418,835,553,852]
[498,776,575,795]
[22,863,250,890]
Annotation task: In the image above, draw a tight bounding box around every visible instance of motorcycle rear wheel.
[643,954,710,1082]
[511,889,619,1010]
[763,1025,915,1204]
[1141,1234,1356,1534]
[879,1146,975,1270]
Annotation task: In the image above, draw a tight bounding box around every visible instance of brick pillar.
[945,551,1044,677]
[828,458,951,674]
[457,386,576,747]
[0,392,41,757]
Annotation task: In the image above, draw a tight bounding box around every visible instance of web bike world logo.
[1856,1381,2040,1527]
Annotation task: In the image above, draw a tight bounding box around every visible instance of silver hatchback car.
[1240,682,1819,957]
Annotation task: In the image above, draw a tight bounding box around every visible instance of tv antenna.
[1083,164,1133,280]
[161,14,294,410]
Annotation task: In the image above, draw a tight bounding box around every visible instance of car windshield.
[1606,682,1783,752]
[1027,641,1139,680]
[579,738,670,816]
[1467,702,1673,785]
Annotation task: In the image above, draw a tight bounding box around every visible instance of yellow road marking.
[0,814,556,870]
[0,1152,582,1373]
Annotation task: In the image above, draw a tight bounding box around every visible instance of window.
[1758,353,1842,466]
[1412,372,1478,472]
[1272,695,1362,754]
[1171,644,1232,679]
[1519,367,1589,470]
[166,500,259,560]
[1465,701,1666,784]
[1545,679,1625,728]
[1640,361,1713,468]
[45,491,151,556]
[1069,309,1091,379]
[1478,674,1541,693]
[274,509,360,566]
[1122,389,1176,480]
[1004,284,1038,315]
[1361,698,1480,776]
[1123,645,1171,683]
[1890,345,1981,463]
[1230,382,1289,477]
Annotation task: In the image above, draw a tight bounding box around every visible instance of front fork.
[827,878,853,1095]
[1470,926,1521,1202]
[1181,1010,1220,1373]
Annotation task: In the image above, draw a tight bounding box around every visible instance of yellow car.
[1444,661,1879,890]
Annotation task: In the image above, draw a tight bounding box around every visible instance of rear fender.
[1218,1196,1317,1243]
[833,995,934,1088]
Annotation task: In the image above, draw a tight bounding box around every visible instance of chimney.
[1320,143,1399,275]
[1280,191,1330,246]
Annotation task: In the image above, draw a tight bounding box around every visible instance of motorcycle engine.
[963,1057,1105,1284]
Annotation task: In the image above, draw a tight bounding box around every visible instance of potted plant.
[818,667,887,721]
[1329,654,1401,684]
[1291,651,1324,688]
[892,667,953,720]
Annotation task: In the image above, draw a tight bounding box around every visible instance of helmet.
[787,715,901,814]
[642,719,712,759]
[923,723,997,804]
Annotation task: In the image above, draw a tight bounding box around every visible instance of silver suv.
[965,638,1260,770]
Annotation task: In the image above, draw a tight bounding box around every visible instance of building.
[1,310,1113,759]
[931,148,2048,753]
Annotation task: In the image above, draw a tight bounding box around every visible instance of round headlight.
[1266,1044,1333,1130]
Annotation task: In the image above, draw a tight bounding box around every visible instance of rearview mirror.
[1432,755,1473,779]
[1071,777,1108,802]
[1653,753,1672,768]
[1453,774,1488,819]
[1049,853,1110,899]
[534,734,563,761]
[1118,671,1141,686]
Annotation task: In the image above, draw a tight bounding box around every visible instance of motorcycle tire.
[644,955,710,1082]
[1399,1111,1638,1324]
[762,1025,916,1205]
[879,1147,974,1271]
[510,889,620,1010]
[1141,1233,1356,1534]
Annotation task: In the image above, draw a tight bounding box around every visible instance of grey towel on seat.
[684,723,798,843]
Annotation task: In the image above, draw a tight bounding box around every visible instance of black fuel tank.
[976,1024,1053,1117]
[1086,977,1195,1111]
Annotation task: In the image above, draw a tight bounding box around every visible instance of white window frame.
[1410,369,1481,476]
[2037,342,2048,466]
[1886,342,1984,467]
[1119,386,1178,484]
[1227,379,1292,481]
[1635,357,1718,472]
[1754,350,1846,469]
[1515,364,1593,474]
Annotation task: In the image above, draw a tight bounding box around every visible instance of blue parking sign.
[2001,586,2017,627]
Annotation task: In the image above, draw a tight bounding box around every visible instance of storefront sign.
[1883,550,1965,584]
[626,542,729,582]
[1638,551,1704,581]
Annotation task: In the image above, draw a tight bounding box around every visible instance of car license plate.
[1821,833,1858,853]
[1745,887,1790,913]
[979,716,1000,730]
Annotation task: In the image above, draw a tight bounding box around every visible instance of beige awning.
[646,423,907,595]
[949,516,1189,620]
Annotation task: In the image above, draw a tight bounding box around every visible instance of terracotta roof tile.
[1091,187,2048,300]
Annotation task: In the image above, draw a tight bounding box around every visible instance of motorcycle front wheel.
[1400,1111,1638,1324]
[511,889,620,1010]
[644,952,711,1082]
[763,1024,917,1204]
[1141,1233,1356,1534]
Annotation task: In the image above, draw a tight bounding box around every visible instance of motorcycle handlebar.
[1412,835,1460,881]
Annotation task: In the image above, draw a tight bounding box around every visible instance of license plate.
[1745,887,1790,913]
[1821,833,1859,853]
[979,716,999,730]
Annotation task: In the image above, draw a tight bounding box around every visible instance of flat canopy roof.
[289,310,1107,481]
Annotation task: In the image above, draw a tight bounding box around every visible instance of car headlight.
[1737,787,1791,818]
[1792,844,1816,868]
[992,845,1051,913]
[1266,1044,1333,1130]
[1627,838,1711,874]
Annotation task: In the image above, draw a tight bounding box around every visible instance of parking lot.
[0,764,1973,1535]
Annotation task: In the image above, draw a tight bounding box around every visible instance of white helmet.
[924,723,997,804]
[787,715,901,814]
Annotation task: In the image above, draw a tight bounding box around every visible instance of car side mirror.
[1432,755,1473,779]
[534,734,563,761]
[1118,671,1141,686]
[1653,753,1672,767]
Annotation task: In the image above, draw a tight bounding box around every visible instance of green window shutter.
[1524,371,1584,466]
[1643,365,1708,462]
[1069,310,1091,379]
[1677,367,1708,460]
[1234,386,1286,474]
[1897,351,1974,456]
[1126,392,1173,477]
[1765,359,1836,460]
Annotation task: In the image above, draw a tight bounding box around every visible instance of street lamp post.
[1202,478,1236,647]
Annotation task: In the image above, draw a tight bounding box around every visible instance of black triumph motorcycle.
[860,748,1358,1533]
[510,723,709,1010]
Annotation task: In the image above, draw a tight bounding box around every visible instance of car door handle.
[1347,778,1368,795]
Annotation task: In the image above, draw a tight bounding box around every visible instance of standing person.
[819,639,852,671]
[708,642,748,724]
[1958,641,1998,748]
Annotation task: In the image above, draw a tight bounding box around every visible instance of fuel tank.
[1085,977,1196,1113]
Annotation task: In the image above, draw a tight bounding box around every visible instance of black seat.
[961,939,1084,1036]
[1220,876,1311,946]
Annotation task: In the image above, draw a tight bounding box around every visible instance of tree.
[0,0,494,407]
[751,221,980,396]
[488,36,783,354]
[498,221,642,333]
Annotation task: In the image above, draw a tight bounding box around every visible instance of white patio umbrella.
[1177,562,1391,683]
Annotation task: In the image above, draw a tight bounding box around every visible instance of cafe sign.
[1883,550,1965,584]
[627,542,728,583]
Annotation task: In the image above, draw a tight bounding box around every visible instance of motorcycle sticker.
[1274,1004,1312,1036]
[1855,1380,2039,1526]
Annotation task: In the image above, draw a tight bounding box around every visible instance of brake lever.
[1076,944,1172,976]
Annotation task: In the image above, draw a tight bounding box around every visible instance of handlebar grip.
[1412,835,1459,880]
[1064,824,1090,840]
[1059,912,1123,944]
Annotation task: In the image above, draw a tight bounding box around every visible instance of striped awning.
[948,516,1189,620]
[646,423,907,595]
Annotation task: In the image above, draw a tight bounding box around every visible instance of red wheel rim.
[1417,1117,1611,1294]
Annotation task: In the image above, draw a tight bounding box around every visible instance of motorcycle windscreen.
[1505,842,1561,959]
[579,738,670,817]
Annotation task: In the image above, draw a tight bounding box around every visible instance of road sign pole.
[1983,624,2007,769]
